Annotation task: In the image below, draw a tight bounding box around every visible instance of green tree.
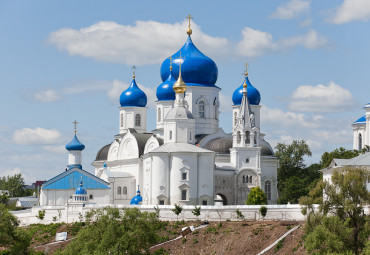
[0,174,26,197]
[172,204,183,221]
[246,187,267,205]
[275,140,319,204]
[320,147,360,168]
[300,167,370,254]
[57,207,165,255]
[0,204,32,254]
[259,206,267,220]
[191,206,201,220]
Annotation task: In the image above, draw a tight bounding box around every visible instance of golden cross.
[168,56,174,70]
[73,120,78,134]
[186,14,193,30]
[132,65,136,78]
[245,63,249,76]
[177,51,185,67]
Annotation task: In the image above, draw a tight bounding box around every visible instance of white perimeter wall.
[14,204,369,226]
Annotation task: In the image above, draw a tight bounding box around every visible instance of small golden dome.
[173,67,187,93]
[187,28,192,35]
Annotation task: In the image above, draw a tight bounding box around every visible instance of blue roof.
[160,36,218,87]
[65,134,85,151]
[156,70,176,101]
[120,78,147,107]
[354,115,366,124]
[232,76,261,105]
[42,167,110,190]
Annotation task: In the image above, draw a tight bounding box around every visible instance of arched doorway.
[214,193,228,206]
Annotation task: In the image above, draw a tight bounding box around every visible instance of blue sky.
[1,0,369,183]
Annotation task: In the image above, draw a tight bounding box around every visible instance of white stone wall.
[15,204,366,226]
[184,86,220,135]
[156,101,174,131]
[119,107,147,134]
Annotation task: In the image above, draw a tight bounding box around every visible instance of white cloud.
[261,105,322,128]
[34,90,60,102]
[289,81,355,112]
[48,20,229,65]
[43,145,66,154]
[32,80,112,103]
[329,0,370,24]
[13,128,63,145]
[236,28,328,57]
[236,28,278,58]
[281,30,328,49]
[270,0,310,20]
[107,79,156,108]
[299,18,313,27]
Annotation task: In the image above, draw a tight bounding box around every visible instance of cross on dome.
[73,120,78,134]
[186,14,193,35]
[132,65,136,79]
[168,56,174,71]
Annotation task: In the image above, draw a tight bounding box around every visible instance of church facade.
[92,23,278,205]
[352,103,370,151]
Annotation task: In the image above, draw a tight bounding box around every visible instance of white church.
[352,103,370,151]
[41,20,279,206]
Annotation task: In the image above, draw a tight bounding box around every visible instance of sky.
[0,0,369,184]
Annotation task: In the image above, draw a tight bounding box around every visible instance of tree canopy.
[56,207,166,255]
[0,204,32,254]
[0,174,29,197]
[275,140,318,204]
[300,167,370,254]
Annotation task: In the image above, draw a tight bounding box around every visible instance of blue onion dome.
[75,179,87,195]
[130,186,142,205]
[232,76,261,105]
[156,69,176,101]
[65,134,85,151]
[120,78,147,107]
[160,36,218,87]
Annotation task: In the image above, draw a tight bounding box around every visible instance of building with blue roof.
[40,126,110,206]
[92,17,278,206]
[352,103,370,151]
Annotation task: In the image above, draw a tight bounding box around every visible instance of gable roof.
[42,167,110,190]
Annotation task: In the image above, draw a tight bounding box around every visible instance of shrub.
[259,206,267,219]
[246,187,267,205]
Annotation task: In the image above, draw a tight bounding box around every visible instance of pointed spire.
[173,51,187,94]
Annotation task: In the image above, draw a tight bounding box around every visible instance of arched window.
[214,98,218,120]
[249,176,252,183]
[234,112,237,126]
[242,175,245,183]
[158,108,161,122]
[199,101,205,118]
[117,186,121,194]
[245,131,250,144]
[169,131,172,140]
[135,114,141,127]
[123,186,127,195]
[265,181,271,200]
[254,131,257,145]
[246,158,249,163]
[359,133,362,150]
[237,131,241,144]
[121,113,123,128]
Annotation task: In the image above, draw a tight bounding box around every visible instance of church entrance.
[214,193,227,206]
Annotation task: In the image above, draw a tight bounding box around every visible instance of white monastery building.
[41,20,279,206]
[352,103,370,151]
